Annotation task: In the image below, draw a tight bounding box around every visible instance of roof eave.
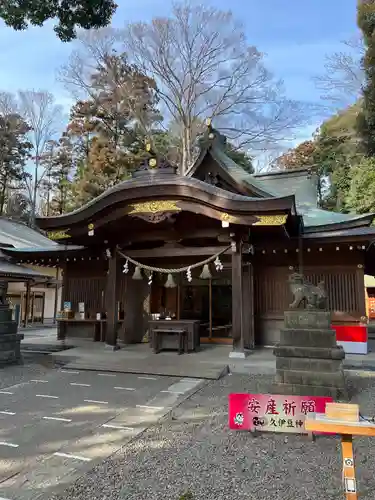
[303,214,375,234]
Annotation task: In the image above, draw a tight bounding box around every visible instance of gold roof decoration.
[253,215,288,226]
[149,158,157,168]
[146,142,151,152]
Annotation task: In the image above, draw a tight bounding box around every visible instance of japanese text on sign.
[229,393,333,434]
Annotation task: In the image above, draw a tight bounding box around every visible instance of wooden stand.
[305,403,375,499]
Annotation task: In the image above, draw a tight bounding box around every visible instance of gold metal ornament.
[47,230,71,240]
[146,143,151,152]
[128,201,181,215]
[149,158,157,168]
[253,215,288,226]
[220,213,238,224]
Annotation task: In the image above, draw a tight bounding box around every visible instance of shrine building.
[2,123,375,355]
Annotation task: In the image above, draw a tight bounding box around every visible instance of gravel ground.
[48,370,375,500]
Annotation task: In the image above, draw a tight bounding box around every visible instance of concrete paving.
[19,328,375,377]
[0,368,206,500]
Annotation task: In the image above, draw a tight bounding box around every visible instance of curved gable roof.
[35,172,296,230]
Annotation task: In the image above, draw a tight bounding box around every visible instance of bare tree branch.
[58,27,163,150]
[122,1,314,173]
[313,32,364,107]
[17,90,63,224]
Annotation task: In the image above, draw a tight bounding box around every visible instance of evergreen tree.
[40,136,75,215]
[357,0,375,154]
[0,0,117,41]
[0,113,32,215]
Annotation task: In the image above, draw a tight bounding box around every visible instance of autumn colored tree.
[274,141,317,171]
[62,52,162,207]
[0,0,117,41]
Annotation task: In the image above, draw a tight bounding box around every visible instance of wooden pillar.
[105,251,118,347]
[53,268,60,324]
[209,278,213,339]
[242,263,255,349]
[356,264,366,319]
[23,281,31,327]
[231,238,244,352]
[57,263,68,341]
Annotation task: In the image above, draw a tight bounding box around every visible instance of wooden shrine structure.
[3,122,375,353]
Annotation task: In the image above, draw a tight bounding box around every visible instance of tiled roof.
[0,258,50,280]
[254,169,374,229]
[0,218,57,248]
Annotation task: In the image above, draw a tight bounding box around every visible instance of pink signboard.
[229,393,333,434]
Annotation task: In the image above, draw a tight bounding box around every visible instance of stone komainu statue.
[288,273,327,310]
[0,281,8,307]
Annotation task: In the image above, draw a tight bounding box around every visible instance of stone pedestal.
[273,310,347,400]
[0,307,23,365]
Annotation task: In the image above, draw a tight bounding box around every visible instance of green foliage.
[0,0,117,41]
[0,112,32,215]
[274,102,367,212]
[178,491,194,500]
[356,1,375,155]
[224,143,253,173]
[347,156,375,213]
[40,137,75,215]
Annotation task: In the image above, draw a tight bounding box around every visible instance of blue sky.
[0,0,360,144]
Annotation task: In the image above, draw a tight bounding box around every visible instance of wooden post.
[53,268,60,324]
[30,292,35,324]
[231,237,244,352]
[23,281,31,327]
[242,263,254,349]
[176,284,181,320]
[105,251,118,348]
[41,292,45,324]
[341,435,357,500]
[209,278,213,340]
[305,403,373,500]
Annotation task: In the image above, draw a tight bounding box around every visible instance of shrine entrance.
[150,268,233,344]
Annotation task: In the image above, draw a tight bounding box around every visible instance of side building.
[0,218,61,326]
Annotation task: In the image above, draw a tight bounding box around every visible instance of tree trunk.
[30,157,39,227]
[0,184,6,216]
[181,125,192,176]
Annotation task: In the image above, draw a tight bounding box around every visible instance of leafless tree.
[0,91,18,116]
[58,28,122,99]
[313,33,364,107]
[17,90,62,225]
[121,1,313,174]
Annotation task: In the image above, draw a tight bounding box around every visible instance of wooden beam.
[124,246,230,259]
[125,228,229,244]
